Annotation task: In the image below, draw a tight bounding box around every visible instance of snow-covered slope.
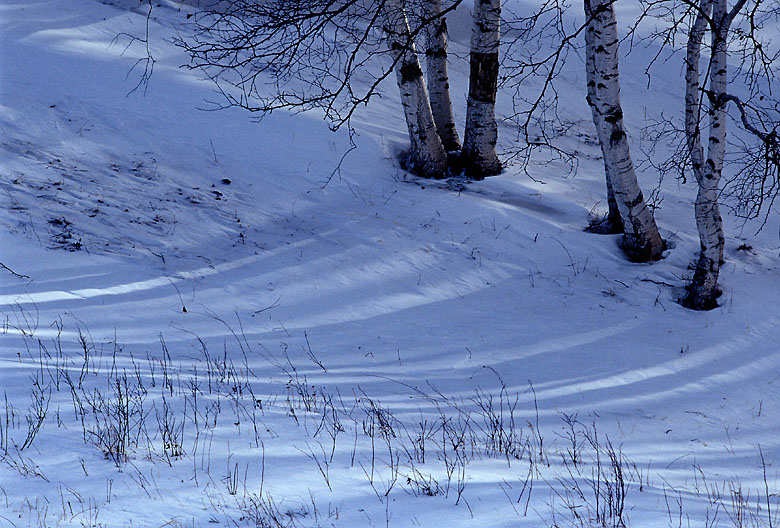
[1,1,780,527]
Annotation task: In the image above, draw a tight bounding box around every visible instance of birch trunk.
[584,0,665,260]
[684,0,712,186]
[602,160,625,233]
[423,0,461,152]
[462,0,502,179]
[585,18,623,234]
[683,0,727,309]
[385,0,448,179]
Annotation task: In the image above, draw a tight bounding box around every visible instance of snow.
[1,0,780,527]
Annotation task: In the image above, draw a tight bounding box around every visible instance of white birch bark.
[462,0,502,179]
[384,0,448,178]
[684,0,727,309]
[684,0,712,186]
[585,19,623,234]
[423,0,461,152]
[584,0,664,260]
[602,160,624,232]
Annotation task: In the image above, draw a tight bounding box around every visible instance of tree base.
[680,284,722,311]
[619,234,666,263]
[399,149,503,181]
[445,150,465,176]
[585,212,624,235]
[463,159,502,181]
[680,256,723,310]
[399,151,448,180]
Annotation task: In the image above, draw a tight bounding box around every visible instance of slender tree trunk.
[603,167,624,232]
[684,0,712,186]
[683,0,727,309]
[462,0,502,179]
[423,0,461,152]
[584,0,665,260]
[385,0,448,178]
[585,20,623,234]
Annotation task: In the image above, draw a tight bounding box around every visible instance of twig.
[254,296,281,314]
[641,277,675,287]
[304,331,327,372]
[759,445,774,528]
[167,277,187,313]
[0,262,30,280]
[551,237,578,276]
[209,139,218,164]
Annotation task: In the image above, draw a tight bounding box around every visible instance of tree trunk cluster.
[183,0,775,310]
[682,0,729,310]
[385,0,449,179]
[391,0,747,306]
[384,0,501,180]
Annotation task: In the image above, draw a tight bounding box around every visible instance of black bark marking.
[609,129,626,144]
[468,52,499,103]
[625,191,645,209]
[400,61,423,84]
[604,107,623,124]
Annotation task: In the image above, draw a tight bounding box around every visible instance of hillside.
[1,1,780,527]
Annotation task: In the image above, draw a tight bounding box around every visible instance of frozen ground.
[1,0,780,527]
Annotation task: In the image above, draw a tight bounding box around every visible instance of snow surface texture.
[1,0,780,527]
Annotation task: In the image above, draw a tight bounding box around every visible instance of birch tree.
[423,0,461,152]
[385,0,449,177]
[585,38,623,235]
[637,0,779,308]
[681,0,752,309]
[681,0,723,309]
[462,0,503,178]
[584,0,665,261]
